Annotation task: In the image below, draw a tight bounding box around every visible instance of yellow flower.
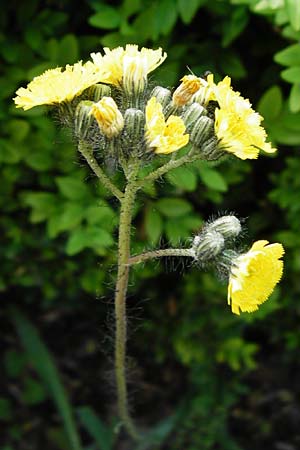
[195,74,276,159]
[13,62,103,110]
[90,97,124,138]
[172,75,202,107]
[90,45,167,94]
[228,240,284,315]
[145,97,189,154]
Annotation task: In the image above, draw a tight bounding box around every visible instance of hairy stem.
[114,162,140,440]
[128,248,195,265]
[78,141,124,201]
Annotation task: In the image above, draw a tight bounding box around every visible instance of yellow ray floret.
[145,97,189,154]
[228,240,284,315]
[89,97,124,138]
[90,45,167,92]
[14,62,104,110]
[195,74,276,159]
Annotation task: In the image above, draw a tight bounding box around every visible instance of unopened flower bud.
[192,230,225,262]
[207,216,242,240]
[172,75,201,107]
[90,97,124,138]
[201,137,225,161]
[88,83,111,102]
[123,108,145,144]
[150,86,172,109]
[190,116,213,146]
[181,103,207,129]
[74,100,94,139]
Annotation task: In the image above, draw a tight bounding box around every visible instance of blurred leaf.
[22,377,47,405]
[58,34,79,64]
[199,166,227,192]
[285,0,300,31]
[289,83,300,112]
[145,207,163,244]
[12,310,82,450]
[167,166,198,191]
[89,6,121,30]
[4,350,27,378]
[275,43,300,66]
[257,85,283,121]
[0,397,13,421]
[156,198,193,217]
[56,176,90,200]
[281,66,300,83]
[177,0,206,24]
[222,7,249,47]
[77,406,115,450]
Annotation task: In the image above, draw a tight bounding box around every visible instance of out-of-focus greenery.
[1,1,300,449]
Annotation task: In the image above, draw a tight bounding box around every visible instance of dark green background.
[1,0,300,449]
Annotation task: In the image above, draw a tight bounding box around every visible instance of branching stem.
[128,248,195,265]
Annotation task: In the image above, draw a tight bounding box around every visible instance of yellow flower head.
[228,240,284,315]
[195,74,276,159]
[172,75,202,107]
[90,45,167,94]
[145,97,189,154]
[90,97,124,138]
[13,62,103,110]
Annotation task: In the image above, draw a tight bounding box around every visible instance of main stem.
[114,165,140,440]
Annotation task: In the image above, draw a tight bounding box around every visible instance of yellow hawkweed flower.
[228,240,284,315]
[13,62,103,110]
[195,74,276,159]
[90,45,167,94]
[145,97,189,154]
[90,97,124,138]
[172,75,202,107]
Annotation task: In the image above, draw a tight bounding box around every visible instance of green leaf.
[4,350,27,378]
[22,377,47,405]
[56,176,90,200]
[199,166,227,192]
[12,310,82,450]
[7,119,30,142]
[285,0,300,31]
[66,227,89,255]
[0,397,13,421]
[23,192,58,223]
[219,52,246,79]
[56,202,85,232]
[66,226,113,255]
[77,406,114,450]
[58,34,79,64]
[222,7,249,47]
[145,208,163,244]
[281,66,300,83]
[156,198,193,217]
[177,0,205,24]
[289,83,300,112]
[89,6,121,30]
[167,166,197,191]
[155,0,178,36]
[275,43,300,66]
[257,85,283,121]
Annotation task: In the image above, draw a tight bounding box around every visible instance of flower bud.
[74,100,94,140]
[90,97,124,138]
[201,137,225,161]
[150,86,172,109]
[190,116,213,146]
[123,108,145,144]
[192,230,225,262]
[172,75,201,107]
[88,83,111,102]
[181,103,207,129]
[206,216,242,240]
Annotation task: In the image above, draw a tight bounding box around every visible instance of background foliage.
[1,0,300,449]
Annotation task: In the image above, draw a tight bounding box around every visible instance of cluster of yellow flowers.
[13,44,284,314]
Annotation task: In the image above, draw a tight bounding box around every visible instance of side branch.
[139,152,201,185]
[129,248,195,265]
[78,142,124,201]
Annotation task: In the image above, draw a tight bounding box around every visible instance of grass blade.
[12,309,83,450]
[77,406,115,450]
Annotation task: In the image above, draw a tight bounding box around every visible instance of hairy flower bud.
[74,100,94,140]
[123,108,145,145]
[192,230,225,262]
[207,216,242,240]
[172,75,201,107]
[181,103,207,130]
[150,86,172,109]
[88,83,111,102]
[90,97,124,138]
[190,116,214,146]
